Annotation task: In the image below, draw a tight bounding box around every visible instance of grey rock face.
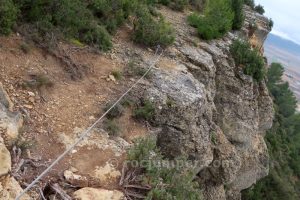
[143,66,214,166]
[135,5,274,200]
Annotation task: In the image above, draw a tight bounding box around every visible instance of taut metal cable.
[16,47,163,200]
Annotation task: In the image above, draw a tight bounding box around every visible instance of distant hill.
[264,33,300,106]
[264,33,300,72]
[265,33,300,57]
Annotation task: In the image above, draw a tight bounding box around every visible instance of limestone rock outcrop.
[73,188,124,200]
[0,83,29,200]
[133,5,274,200]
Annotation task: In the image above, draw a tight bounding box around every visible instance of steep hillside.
[0,1,275,200]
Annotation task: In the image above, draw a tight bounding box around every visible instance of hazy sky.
[255,0,300,45]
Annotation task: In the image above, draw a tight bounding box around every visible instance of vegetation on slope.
[0,0,182,50]
[187,0,234,40]
[230,40,265,82]
[124,136,203,200]
[242,63,300,200]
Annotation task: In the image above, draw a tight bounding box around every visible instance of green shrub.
[189,0,207,11]
[231,0,244,30]
[134,100,155,121]
[104,102,124,119]
[104,119,121,136]
[133,7,175,47]
[81,24,112,51]
[244,0,255,9]
[127,137,203,200]
[169,0,189,11]
[254,4,265,15]
[0,0,18,35]
[268,18,274,30]
[127,136,160,162]
[188,0,234,40]
[111,70,123,80]
[127,60,153,78]
[230,40,265,82]
[20,42,31,54]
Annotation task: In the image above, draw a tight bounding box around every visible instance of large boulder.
[0,83,23,146]
[0,176,30,200]
[0,141,11,177]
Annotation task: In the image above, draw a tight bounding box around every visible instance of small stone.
[24,105,33,109]
[89,116,95,120]
[29,97,35,103]
[70,166,79,173]
[108,75,116,82]
[28,91,35,97]
[71,149,77,154]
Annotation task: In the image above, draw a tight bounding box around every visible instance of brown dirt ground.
[0,25,149,193]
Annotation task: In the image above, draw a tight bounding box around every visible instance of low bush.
[81,23,112,51]
[133,100,155,121]
[231,0,244,30]
[104,119,120,136]
[11,0,177,50]
[126,136,203,200]
[189,0,207,11]
[127,136,160,162]
[133,7,175,47]
[268,18,274,30]
[111,70,123,81]
[244,0,255,9]
[126,60,153,79]
[23,74,54,90]
[104,102,124,119]
[230,40,265,82]
[0,0,18,35]
[187,0,234,40]
[19,42,31,54]
[165,0,189,11]
[254,4,265,15]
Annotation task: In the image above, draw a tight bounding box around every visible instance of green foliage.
[189,0,207,11]
[19,42,30,54]
[268,18,274,30]
[9,0,178,50]
[126,59,152,78]
[231,0,245,30]
[230,40,265,82]
[104,103,124,119]
[81,24,112,51]
[254,4,265,15]
[104,119,121,136]
[187,0,234,40]
[134,100,155,121]
[111,70,123,80]
[210,131,217,145]
[244,0,255,9]
[242,62,300,200]
[127,137,203,200]
[133,7,175,47]
[0,0,18,35]
[127,136,160,162]
[267,64,297,118]
[159,0,188,11]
